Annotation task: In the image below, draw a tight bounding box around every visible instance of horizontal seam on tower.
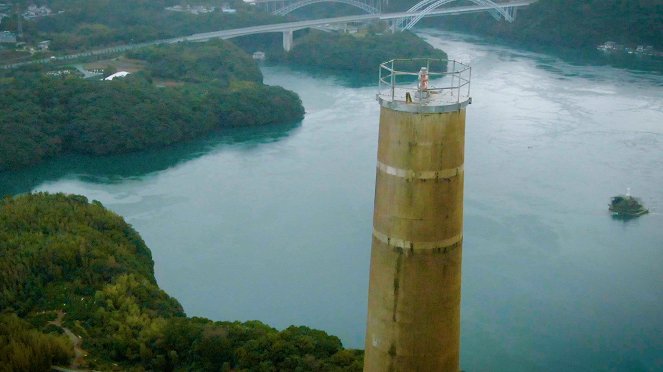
[376,161,463,180]
[373,229,463,251]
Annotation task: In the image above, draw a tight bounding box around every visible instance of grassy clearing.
[84,56,146,73]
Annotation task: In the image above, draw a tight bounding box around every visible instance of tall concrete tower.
[364,58,471,371]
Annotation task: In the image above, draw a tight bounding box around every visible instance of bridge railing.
[378,58,471,108]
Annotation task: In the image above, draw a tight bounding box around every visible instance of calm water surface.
[2,31,662,371]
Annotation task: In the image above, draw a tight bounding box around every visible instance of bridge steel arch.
[399,0,516,30]
[273,0,379,16]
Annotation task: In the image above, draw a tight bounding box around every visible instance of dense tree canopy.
[0,40,304,172]
[406,0,663,50]
[127,39,263,85]
[0,193,363,370]
[1,0,288,52]
[287,30,448,73]
[0,313,73,371]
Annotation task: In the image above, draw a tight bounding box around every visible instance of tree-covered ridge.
[0,193,178,315]
[0,193,363,370]
[2,0,287,52]
[415,0,663,50]
[0,40,304,172]
[127,40,263,85]
[287,30,448,73]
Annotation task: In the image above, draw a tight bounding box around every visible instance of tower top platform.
[377,58,472,113]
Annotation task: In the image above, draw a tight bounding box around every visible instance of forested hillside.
[386,0,662,50]
[0,193,363,371]
[453,0,658,49]
[0,40,304,172]
[0,313,73,371]
[127,41,262,84]
[287,30,448,73]
[1,0,287,52]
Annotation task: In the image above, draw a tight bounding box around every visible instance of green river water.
[1,30,662,371]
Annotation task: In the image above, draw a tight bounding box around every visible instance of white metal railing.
[378,58,471,107]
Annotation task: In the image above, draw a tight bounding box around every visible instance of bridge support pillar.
[283,30,293,52]
[389,19,398,33]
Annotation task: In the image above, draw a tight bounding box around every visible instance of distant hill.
[0,0,285,52]
[0,193,363,371]
[390,0,663,50]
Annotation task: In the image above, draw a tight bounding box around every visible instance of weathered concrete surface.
[364,107,466,372]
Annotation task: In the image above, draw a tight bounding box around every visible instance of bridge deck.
[1,0,537,69]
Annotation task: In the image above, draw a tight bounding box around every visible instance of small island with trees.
[609,194,649,218]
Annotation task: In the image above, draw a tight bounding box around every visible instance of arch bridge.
[250,0,528,29]
[2,0,537,68]
[398,0,519,30]
[273,0,381,16]
[251,0,381,16]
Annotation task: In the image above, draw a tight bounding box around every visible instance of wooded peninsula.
[0,40,305,172]
[0,192,364,370]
